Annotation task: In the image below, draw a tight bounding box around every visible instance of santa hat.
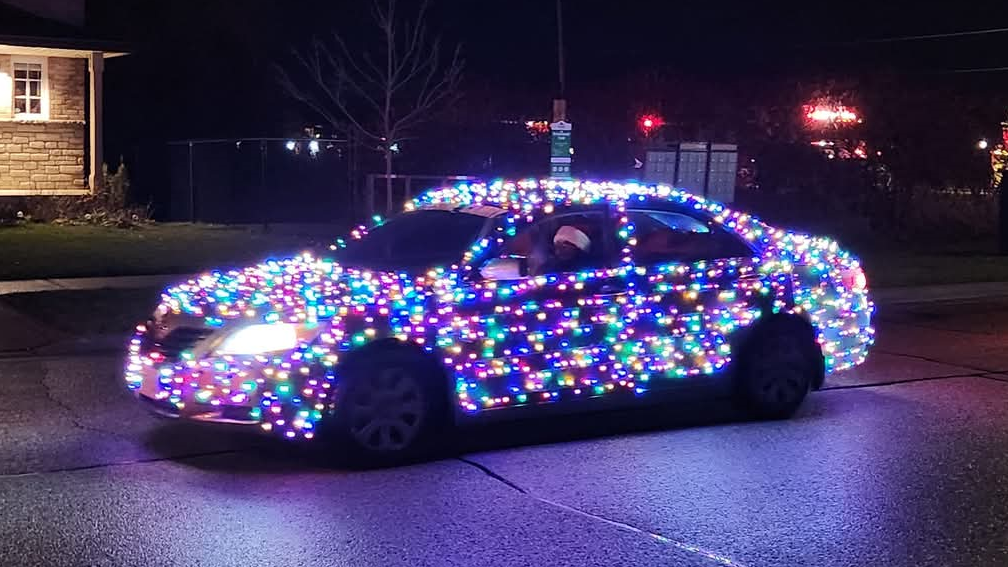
[553,225,591,252]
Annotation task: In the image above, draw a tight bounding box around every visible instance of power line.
[950,66,1008,73]
[851,26,1008,44]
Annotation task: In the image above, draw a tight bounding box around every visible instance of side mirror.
[479,257,527,281]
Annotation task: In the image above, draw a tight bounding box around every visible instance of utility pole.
[556,0,565,99]
[550,0,572,179]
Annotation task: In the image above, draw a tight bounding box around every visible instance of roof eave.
[0,34,130,57]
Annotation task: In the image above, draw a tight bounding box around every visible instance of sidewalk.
[0,274,190,296]
[2,273,1008,304]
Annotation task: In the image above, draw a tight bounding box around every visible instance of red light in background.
[639,113,664,137]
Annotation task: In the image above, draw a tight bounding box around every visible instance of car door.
[446,205,627,413]
[622,205,772,387]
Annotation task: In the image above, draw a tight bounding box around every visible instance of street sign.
[550,120,572,179]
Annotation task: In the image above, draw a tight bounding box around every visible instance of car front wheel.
[327,346,447,465]
[736,317,822,420]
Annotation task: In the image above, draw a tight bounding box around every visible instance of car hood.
[156,254,419,326]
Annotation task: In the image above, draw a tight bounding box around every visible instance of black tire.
[735,316,821,420]
[324,345,448,466]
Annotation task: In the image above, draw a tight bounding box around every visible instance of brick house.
[0,0,126,195]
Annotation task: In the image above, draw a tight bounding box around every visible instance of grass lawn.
[848,236,1008,288]
[0,223,334,281]
[1,220,1007,289]
[860,253,1008,288]
[0,287,162,337]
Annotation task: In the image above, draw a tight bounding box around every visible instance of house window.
[12,57,47,119]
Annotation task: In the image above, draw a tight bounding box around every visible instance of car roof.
[407,180,777,252]
[416,203,507,218]
[408,179,731,217]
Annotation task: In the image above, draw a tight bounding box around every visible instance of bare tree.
[276,0,464,206]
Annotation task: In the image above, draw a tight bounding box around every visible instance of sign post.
[550,120,572,179]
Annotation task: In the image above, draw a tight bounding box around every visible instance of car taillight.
[842,267,868,292]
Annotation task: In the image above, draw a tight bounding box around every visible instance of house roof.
[0,1,128,55]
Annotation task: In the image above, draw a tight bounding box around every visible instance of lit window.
[12,58,46,119]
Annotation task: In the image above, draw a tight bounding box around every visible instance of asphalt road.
[3,298,1008,566]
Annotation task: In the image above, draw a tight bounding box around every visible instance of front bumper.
[129,357,266,426]
[125,324,335,440]
[137,391,261,425]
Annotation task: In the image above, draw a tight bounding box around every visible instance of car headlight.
[216,323,302,355]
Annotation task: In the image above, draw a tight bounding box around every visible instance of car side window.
[629,209,752,265]
[499,210,610,276]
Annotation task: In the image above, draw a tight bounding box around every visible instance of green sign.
[550,121,572,179]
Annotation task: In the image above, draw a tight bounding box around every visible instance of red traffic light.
[639,113,664,136]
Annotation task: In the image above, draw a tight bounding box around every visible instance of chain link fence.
[168,138,357,225]
[168,138,484,225]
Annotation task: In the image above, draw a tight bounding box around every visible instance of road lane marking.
[821,371,996,391]
[0,349,121,362]
[872,349,1008,375]
[0,448,251,478]
[458,457,749,567]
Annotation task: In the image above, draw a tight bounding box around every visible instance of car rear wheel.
[328,346,447,465]
[736,317,821,420]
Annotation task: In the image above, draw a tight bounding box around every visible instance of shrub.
[0,159,151,227]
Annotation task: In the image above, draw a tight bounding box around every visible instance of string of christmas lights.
[125,180,874,440]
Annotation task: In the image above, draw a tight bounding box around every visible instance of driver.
[546,225,592,273]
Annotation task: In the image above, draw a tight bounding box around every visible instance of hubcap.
[753,334,808,405]
[347,366,424,452]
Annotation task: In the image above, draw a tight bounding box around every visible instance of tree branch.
[391,0,429,86]
[292,42,381,141]
[313,37,383,116]
[274,62,345,134]
[395,42,463,132]
[275,0,464,153]
[330,32,383,87]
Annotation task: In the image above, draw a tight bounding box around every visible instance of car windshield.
[335,209,487,272]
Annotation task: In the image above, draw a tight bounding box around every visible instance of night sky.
[78,0,1008,212]
[91,0,1008,136]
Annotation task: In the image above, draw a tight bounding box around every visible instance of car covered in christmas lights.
[125,180,874,462]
